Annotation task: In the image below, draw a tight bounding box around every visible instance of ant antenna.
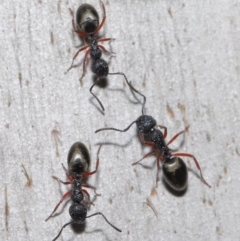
[95,119,137,133]
[108,72,146,115]
[52,221,74,241]
[90,77,105,111]
[52,212,121,241]
[86,212,122,232]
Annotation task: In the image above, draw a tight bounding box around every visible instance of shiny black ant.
[95,85,211,191]
[67,2,136,111]
[46,142,121,241]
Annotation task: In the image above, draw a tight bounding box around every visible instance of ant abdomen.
[162,157,188,191]
[76,4,99,33]
[69,203,87,223]
[91,59,108,77]
[67,142,90,174]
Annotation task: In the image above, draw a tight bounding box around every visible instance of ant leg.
[52,176,72,185]
[95,120,137,133]
[89,78,105,111]
[66,45,89,73]
[83,145,102,178]
[172,152,211,188]
[139,132,155,146]
[45,190,72,221]
[69,8,88,37]
[99,45,115,54]
[52,221,74,241]
[132,150,159,166]
[156,125,168,139]
[167,126,189,146]
[98,37,115,43]
[82,189,94,206]
[108,72,146,115]
[60,163,74,182]
[82,183,101,196]
[86,212,122,232]
[94,1,106,35]
[155,155,164,185]
[79,49,90,85]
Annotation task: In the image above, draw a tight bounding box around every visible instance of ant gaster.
[67,2,137,111]
[95,84,211,191]
[46,142,121,241]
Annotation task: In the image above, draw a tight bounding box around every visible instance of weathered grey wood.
[0,0,240,240]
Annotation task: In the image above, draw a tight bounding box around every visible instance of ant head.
[69,203,87,223]
[76,4,99,34]
[162,157,188,191]
[136,115,156,134]
[67,142,90,174]
[91,59,108,77]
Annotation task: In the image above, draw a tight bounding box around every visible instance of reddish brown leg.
[99,45,115,54]
[82,183,101,196]
[139,132,155,146]
[83,145,102,178]
[155,155,164,185]
[45,190,72,221]
[94,1,106,35]
[82,189,93,206]
[173,152,211,188]
[156,125,168,139]
[52,176,71,185]
[167,126,189,146]
[69,8,88,37]
[98,37,115,43]
[132,149,159,166]
[61,163,74,182]
[79,49,90,85]
[66,45,89,73]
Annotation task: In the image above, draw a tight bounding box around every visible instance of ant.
[95,84,211,191]
[67,2,138,111]
[46,142,121,241]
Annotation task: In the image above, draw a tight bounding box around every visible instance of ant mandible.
[46,142,121,241]
[95,84,211,191]
[67,2,137,111]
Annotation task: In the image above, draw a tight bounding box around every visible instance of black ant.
[67,2,138,111]
[46,142,121,241]
[95,84,211,191]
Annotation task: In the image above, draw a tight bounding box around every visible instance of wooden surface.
[0,0,240,240]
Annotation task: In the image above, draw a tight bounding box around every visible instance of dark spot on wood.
[150,187,157,197]
[24,220,29,233]
[5,186,9,232]
[167,104,175,118]
[168,8,173,18]
[19,72,22,86]
[21,164,33,187]
[51,126,61,157]
[50,32,54,45]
